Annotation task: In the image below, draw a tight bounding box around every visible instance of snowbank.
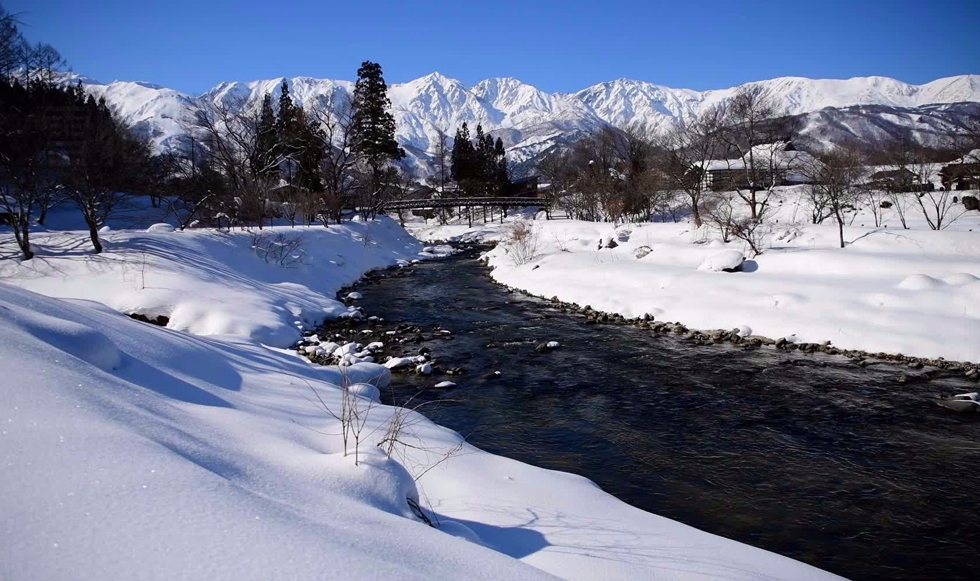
[410,190,980,363]
[0,217,436,347]
[0,283,843,581]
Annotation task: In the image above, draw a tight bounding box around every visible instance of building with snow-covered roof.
[702,142,819,191]
[940,149,980,190]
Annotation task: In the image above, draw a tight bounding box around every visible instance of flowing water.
[344,248,978,581]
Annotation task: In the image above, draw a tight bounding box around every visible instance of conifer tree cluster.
[450,122,510,196]
[253,80,325,192]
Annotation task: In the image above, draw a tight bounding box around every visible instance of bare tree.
[0,86,57,259]
[309,94,360,224]
[0,6,24,80]
[654,105,725,227]
[718,86,797,220]
[863,187,890,228]
[535,147,573,220]
[799,145,864,248]
[387,167,418,226]
[566,126,623,222]
[504,219,540,265]
[914,184,965,230]
[63,102,148,253]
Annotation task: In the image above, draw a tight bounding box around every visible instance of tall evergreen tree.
[275,80,301,183]
[350,61,404,213]
[253,93,278,179]
[451,122,475,196]
[493,137,510,196]
[473,124,497,195]
[275,80,297,137]
[294,116,325,192]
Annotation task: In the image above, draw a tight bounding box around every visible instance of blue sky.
[8,0,979,94]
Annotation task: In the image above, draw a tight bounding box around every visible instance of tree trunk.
[836,213,845,249]
[691,202,702,228]
[86,218,103,254]
[13,218,33,260]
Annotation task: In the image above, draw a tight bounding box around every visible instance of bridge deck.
[381,197,546,211]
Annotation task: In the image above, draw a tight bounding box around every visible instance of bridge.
[380,197,547,211]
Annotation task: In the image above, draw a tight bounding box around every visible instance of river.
[336,247,978,581]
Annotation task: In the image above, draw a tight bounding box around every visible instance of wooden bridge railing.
[380,197,547,211]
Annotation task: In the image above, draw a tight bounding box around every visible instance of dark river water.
[345,248,978,581]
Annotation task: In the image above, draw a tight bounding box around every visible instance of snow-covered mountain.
[75,72,980,173]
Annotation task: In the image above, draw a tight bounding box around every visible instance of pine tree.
[451,123,475,195]
[350,61,404,213]
[275,80,297,138]
[493,137,510,196]
[275,80,300,183]
[253,93,277,179]
[294,116,325,192]
[474,124,496,195]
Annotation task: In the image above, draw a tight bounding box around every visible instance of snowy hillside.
[0,214,847,581]
[76,72,980,172]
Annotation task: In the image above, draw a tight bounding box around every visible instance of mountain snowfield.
[76,71,980,173]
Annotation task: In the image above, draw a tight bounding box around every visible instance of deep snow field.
[0,202,843,580]
[410,186,980,364]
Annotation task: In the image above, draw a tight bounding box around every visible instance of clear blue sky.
[7,0,979,94]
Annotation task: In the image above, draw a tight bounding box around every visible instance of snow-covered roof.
[702,142,817,172]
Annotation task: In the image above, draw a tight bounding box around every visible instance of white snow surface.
[0,216,433,347]
[0,219,844,580]
[411,189,980,363]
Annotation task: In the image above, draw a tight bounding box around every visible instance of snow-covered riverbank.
[410,188,980,364]
[1,215,843,580]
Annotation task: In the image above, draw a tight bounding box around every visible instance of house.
[506,176,540,197]
[940,150,980,190]
[702,142,818,191]
[864,168,933,192]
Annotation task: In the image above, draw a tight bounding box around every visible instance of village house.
[702,141,818,191]
[940,149,980,190]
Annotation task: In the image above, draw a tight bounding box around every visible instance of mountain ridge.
[74,71,980,173]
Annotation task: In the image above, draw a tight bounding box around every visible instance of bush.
[504,219,539,266]
[250,232,306,267]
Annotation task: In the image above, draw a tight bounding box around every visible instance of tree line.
[1,6,150,258]
[1,1,423,259]
[534,84,980,254]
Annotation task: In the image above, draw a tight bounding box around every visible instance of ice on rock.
[698,250,744,272]
[632,245,653,259]
[366,342,384,351]
[147,223,175,233]
[546,341,560,348]
[434,381,456,388]
[333,343,360,357]
[416,362,432,375]
[346,292,363,300]
[383,357,414,369]
[736,325,752,338]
